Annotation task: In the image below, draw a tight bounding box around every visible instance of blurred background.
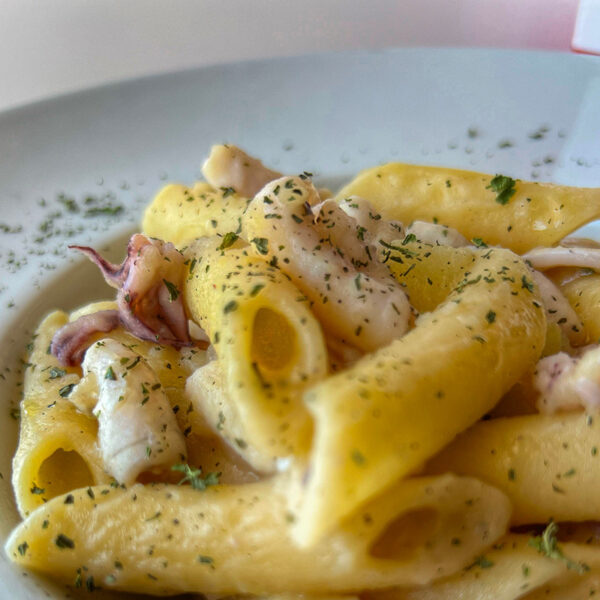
[1,0,596,112]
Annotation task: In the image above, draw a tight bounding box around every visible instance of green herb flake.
[251,237,269,255]
[487,174,517,205]
[223,300,238,314]
[472,237,488,248]
[17,541,28,556]
[218,232,239,250]
[529,522,590,574]
[48,367,66,379]
[471,555,494,569]
[250,283,265,297]
[220,186,236,198]
[521,275,534,293]
[55,533,75,549]
[351,449,366,465]
[486,310,496,324]
[58,383,75,397]
[171,464,221,491]
[105,366,117,380]
[163,279,179,302]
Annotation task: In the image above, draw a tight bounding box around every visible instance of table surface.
[0,0,581,113]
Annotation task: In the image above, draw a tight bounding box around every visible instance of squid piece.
[337,196,406,251]
[202,144,282,198]
[337,163,600,253]
[243,176,411,353]
[533,345,600,414]
[405,220,469,248]
[69,338,187,484]
[531,271,585,347]
[313,199,393,280]
[524,245,600,271]
[51,234,197,366]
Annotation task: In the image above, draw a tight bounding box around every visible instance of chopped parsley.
[251,237,269,255]
[55,533,75,549]
[48,367,66,379]
[250,283,265,297]
[528,522,589,574]
[163,279,179,302]
[171,464,220,491]
[220,186,236,198]
[59,383,75,397]
[223,300,238,314]
[487,174,517,205]
[105,366,117,380]
[218,232,239,250]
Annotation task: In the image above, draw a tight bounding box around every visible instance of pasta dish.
[6,144,600,599]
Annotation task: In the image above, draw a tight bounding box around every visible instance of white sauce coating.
[70,338,186,484]
[534,346,600,414]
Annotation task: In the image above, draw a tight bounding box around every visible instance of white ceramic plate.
[1,48,600,599]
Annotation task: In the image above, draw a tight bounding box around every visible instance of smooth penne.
[5,473,510,595]
[12,311,110,517]
[561,273,600,343]
[368,534,600,600]
[142,182,249,247]
[184,239,327,472]
[426,412,600,525]
[295,245,546,545]
[337,163,600,253]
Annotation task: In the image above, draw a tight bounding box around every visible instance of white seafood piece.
[243,177,411,352]
[523,245,600,271]
[534,345,600,414]
[70,338,187,484]
[202,144,282,198]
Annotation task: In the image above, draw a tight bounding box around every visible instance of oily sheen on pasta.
[6,145,600,600]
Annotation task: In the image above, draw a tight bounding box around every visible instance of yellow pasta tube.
[296,245,546,545]
[336,163,600,253]
[369,535,600,600]
[427,412,600,525]
[142,182,248,247]
[12,311,109,517]
[184,239,328,471]
[5,473,510,595]
[562,273,600,343]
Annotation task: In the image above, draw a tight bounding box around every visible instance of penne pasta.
[5,473,510,595]
[184,238,328,472]
[142,182,249,247]
[294,244,546,545]
[368,534,600,600]
[426,412,600,525]
[337,163,600,253]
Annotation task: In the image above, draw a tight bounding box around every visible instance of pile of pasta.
[7,144,600,599]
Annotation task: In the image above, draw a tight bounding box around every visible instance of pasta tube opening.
[37,449,94,501]
[369,507,439,561]
[251,307,297,374]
